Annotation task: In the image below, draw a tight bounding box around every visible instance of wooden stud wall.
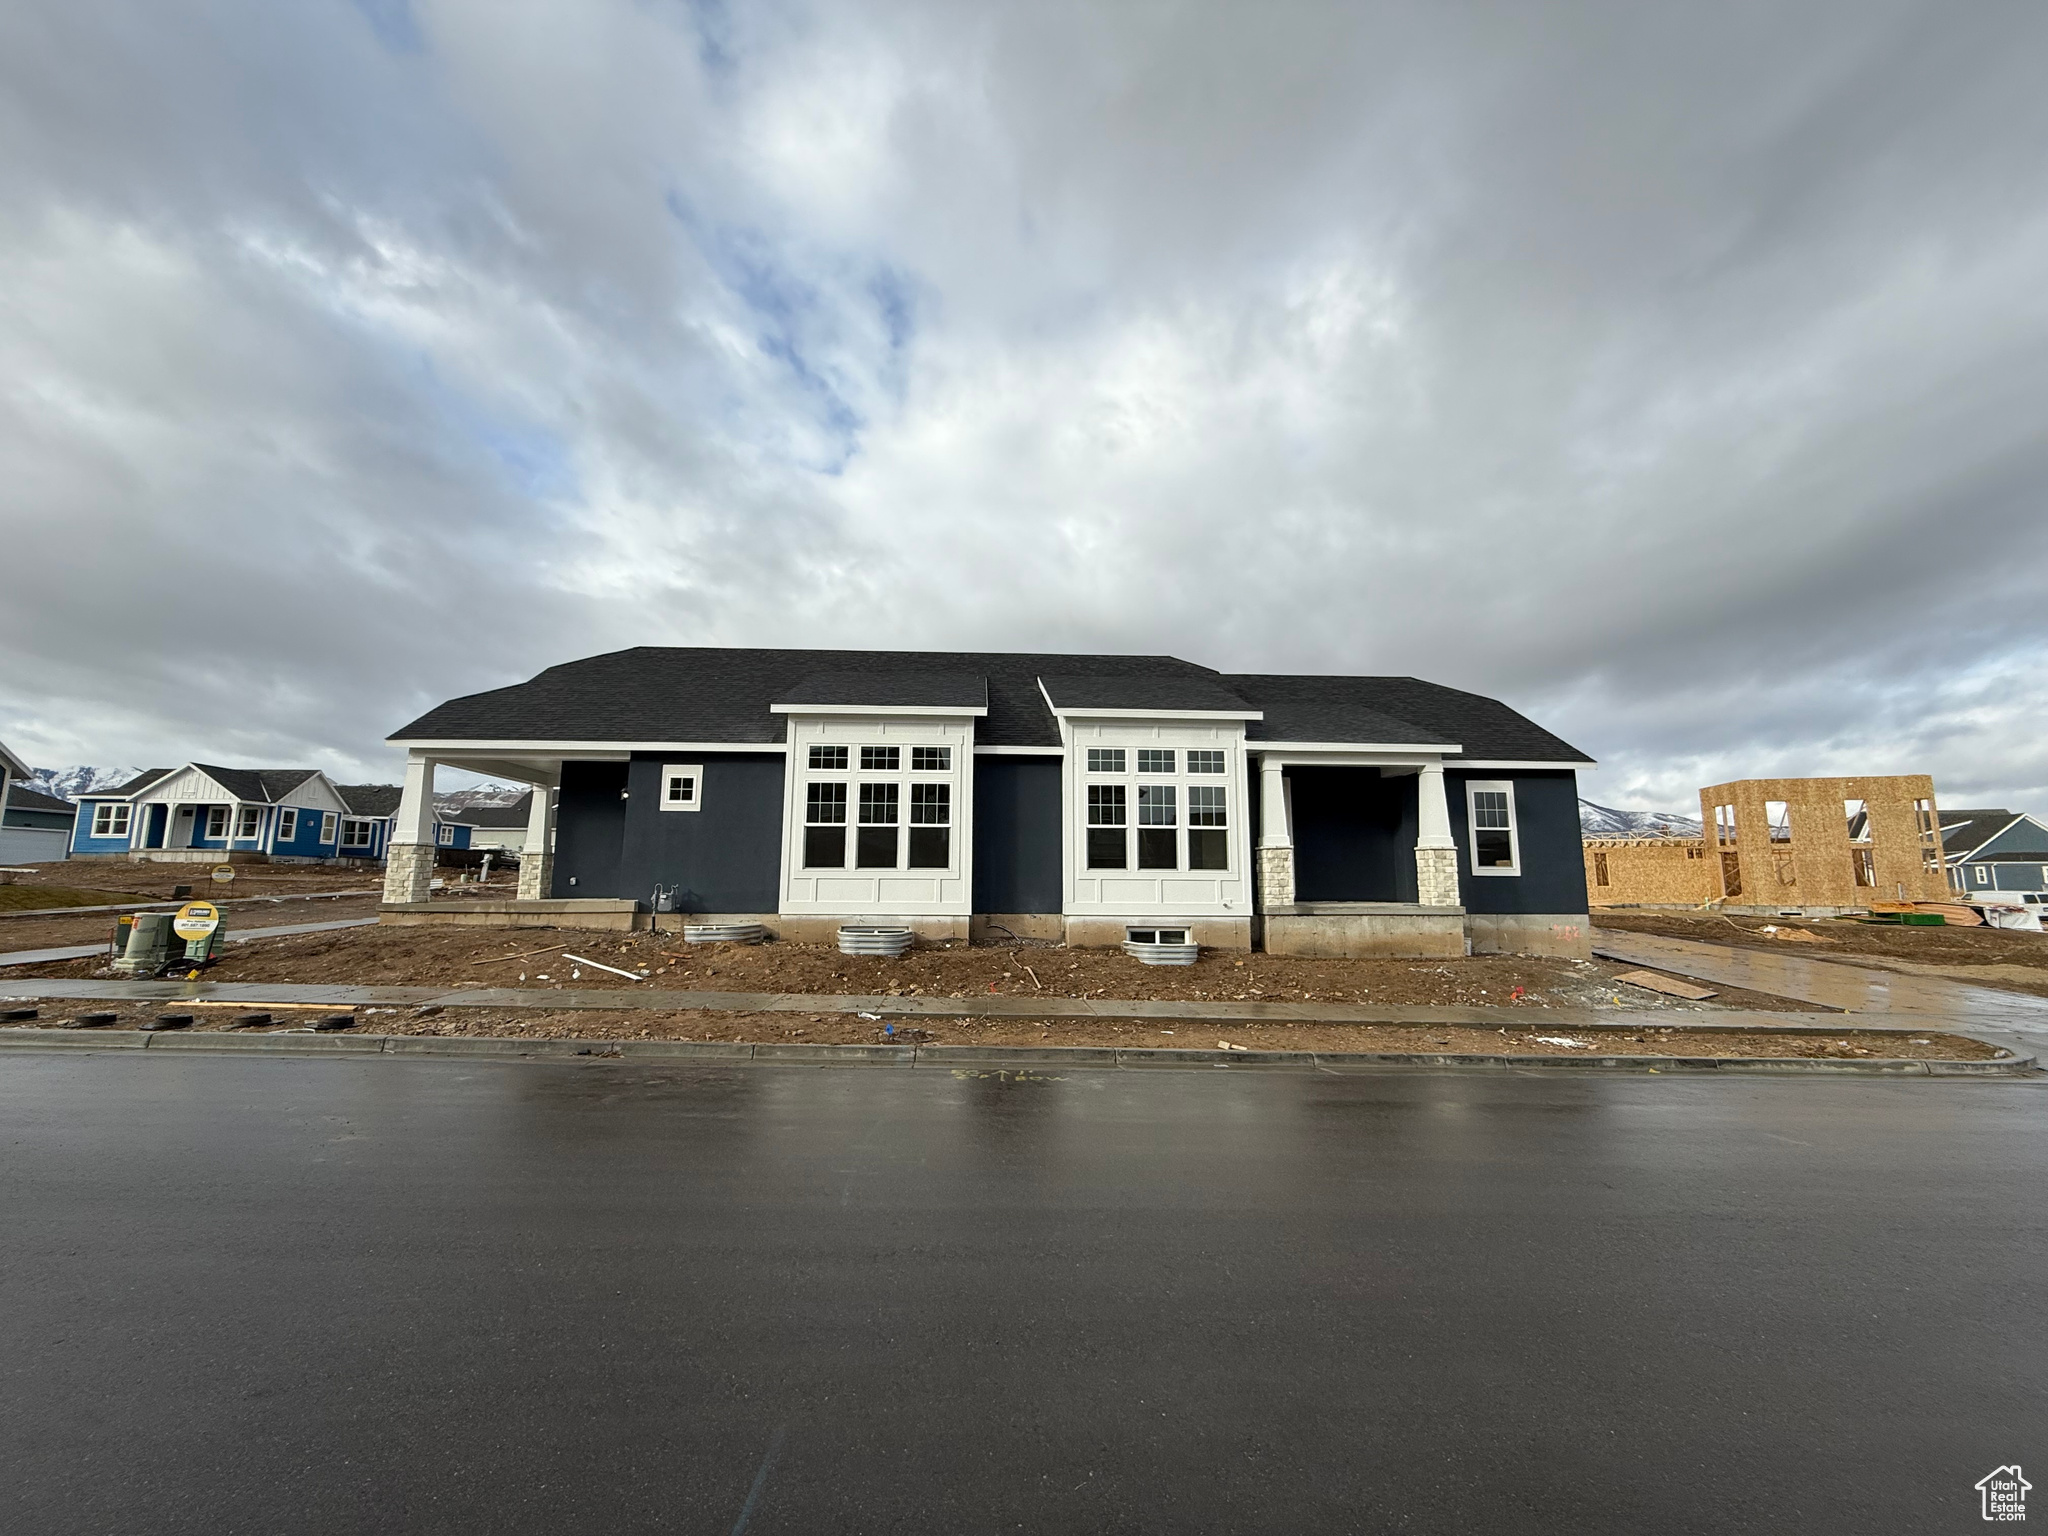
[1696,775,1949,906]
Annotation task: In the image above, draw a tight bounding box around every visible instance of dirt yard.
[0,858,387,907]
[1594,910,2048,998]
[11,1001,1995,1059]
[6,918,1825,1012]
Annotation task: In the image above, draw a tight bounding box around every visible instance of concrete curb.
[0,1027,2031,1076]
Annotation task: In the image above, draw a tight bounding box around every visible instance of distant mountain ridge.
[1580,799,1702,839]
[22,766,146,801]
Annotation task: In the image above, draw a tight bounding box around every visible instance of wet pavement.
[1,1050,2041,1533]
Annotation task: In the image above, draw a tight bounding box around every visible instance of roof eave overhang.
[1050,707,1264,721]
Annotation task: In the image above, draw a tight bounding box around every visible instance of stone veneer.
[1256,846,1296,910]
[382,842,435,905]
[1413,846,1460,908]
[517,849,554,901]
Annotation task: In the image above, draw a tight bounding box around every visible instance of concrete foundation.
[1466,912,1593,960]
[383,843,436,906]
[1262,903,1466,959]
[971,914,1066,944]
[73,850,273,865]
[1063,916,1254,950]
[380,898,640,931]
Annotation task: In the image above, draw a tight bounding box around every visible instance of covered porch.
[1254,753,1467,957]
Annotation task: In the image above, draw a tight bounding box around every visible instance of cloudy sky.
[2,1,2044,811]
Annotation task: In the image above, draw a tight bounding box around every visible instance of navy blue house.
[382,648,1594,957]
[1942,809,2048,895]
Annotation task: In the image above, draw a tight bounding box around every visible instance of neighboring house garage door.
[0,826,70,863]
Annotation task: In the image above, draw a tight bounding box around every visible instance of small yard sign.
[211,865,235,884]
[172,901,222,942]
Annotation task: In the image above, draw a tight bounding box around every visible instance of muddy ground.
[0,858,391,908]
[6,919,1824,1013]
[9,1002,1995,1059]
[0,878,515,953]
[1594,910,2048,998]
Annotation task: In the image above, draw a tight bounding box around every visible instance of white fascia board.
[1253,742,1461,756]
[974,745,1064,756]
[1049,707,1263,721]
[767,704,988,717]
[0,740,28,782]
[391,740,788,755]
[1444,758,1596,769]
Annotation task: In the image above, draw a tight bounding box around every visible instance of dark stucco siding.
[1289,768,1419,903]
[551,760,628,898]
[973,757,1063,914]
[1447,770,1588,914]
[615,754,786,913]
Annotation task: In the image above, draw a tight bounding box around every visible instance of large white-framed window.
[236,806,260,840]
[320,811,339,844]
[277,808,299,841]
[781,716,976,917]
[204,806,230,841]
[341,819,374,849]
[1466,780,1520,876]
[660,764,702,812]
[1082,754,1230,874]
[92,803,131,839]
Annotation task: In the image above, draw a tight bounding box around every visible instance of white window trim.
[278,808,299,841]
[93,802,132,839]
[436,823,454,846]
[1466,779,1521,877]
[205,805,231,841]
[320,811,338,844]
[1061,721,1250,917]
[341,818,374,848]
[660,764,703,812]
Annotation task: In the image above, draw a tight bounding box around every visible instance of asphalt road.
[1,1054,2041,1534]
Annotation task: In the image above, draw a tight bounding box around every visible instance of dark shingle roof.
[393,648,1214,749]
[1039,675,1261,714]
[335,784,403,818]
[1941,809,2018,856]
[1231,674,1593,762]
[448,792,534,828]
[392,648,1591,761]
[774,672,988,709]
[190,765,322,804]
[3,785,76,816]
[97,769,174,799]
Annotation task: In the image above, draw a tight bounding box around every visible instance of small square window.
[859,782,899,825]
[1087,784,1126,826]
[1188,829,1228,869]
[1138,784,1176,825]
[809,745,848,771]
[857,827,899,867]
[1187,750,1226,774]
[907,828,950,868]
[1138,829,1177,869]
[1188,786,1226,826]
[861,746,900,771]
[1087,748,1125,774]
[1137,749,1175,774]
[806,782,847,824]
[910,782,950,825]
[660,764,702,811]
[804,826,845,867]
[911,746,951,772]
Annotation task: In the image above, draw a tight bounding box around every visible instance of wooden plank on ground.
[1613,969,1718,1001]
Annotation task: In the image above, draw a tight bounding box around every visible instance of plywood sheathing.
[1584,838,1716,906]
[1697,776,1949,907]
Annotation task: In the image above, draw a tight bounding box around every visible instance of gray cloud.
[0,0,2043,812]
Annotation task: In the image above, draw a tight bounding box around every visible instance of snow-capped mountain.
[435,785,529,815]
[1579,799,1702,839]
[21,766,147,802]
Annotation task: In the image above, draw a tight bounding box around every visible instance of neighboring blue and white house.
[67,765,444,864]
[1941,808,2048,895]
[380,647,1595,957]
[445,792,533,854]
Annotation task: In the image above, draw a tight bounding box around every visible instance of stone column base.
[1257,846,1295,910]
[1414,845,1460,908]
[383,843,435,905]
[516,850,554,901]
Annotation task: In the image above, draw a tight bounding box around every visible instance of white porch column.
[1256,757,1294,910]
[382,754,439,905]
[516,785,557,900]
[1414,761,1461,908]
